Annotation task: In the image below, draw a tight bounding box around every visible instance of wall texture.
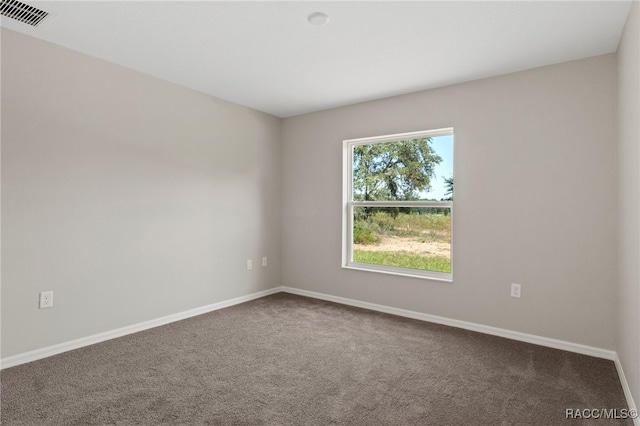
[1,29,282,358]
[617,0,640,408]
[282,54,618,350]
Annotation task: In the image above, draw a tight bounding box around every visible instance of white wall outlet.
[511,283,521,298]
[39,291,54,309]
[247,260,252,270]
[262,256,268,267]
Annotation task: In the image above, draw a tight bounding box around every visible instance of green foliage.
[353,220,381,245]
[353,250,451,273]
[357,210,451,242]
[442,176,453,201]
[353,138,442,203]
[369,212,395,232]
[390,212,450,233]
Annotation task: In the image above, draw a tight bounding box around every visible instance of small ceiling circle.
[308,12,329,26]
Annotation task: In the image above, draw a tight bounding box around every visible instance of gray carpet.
[1,293,632,425]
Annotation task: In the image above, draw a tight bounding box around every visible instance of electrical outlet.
[39,291,53,309]
[511,283,521,298]
[247,260,252,270]
[262,257,268,267]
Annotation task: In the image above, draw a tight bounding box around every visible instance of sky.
[422,134,453,200]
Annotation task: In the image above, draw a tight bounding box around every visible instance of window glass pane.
[352,135,453,202]
[352,206,451,273]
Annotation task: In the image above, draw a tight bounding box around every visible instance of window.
[342,128,453,281]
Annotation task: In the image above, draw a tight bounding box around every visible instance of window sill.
[343,263,453,282]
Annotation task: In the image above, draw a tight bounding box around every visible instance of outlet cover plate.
[511,283,521,298]
[39,291,53,309]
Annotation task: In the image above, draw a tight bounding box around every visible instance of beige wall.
[1,29,282,358]
[282,54,618,350]
[1,15,631,368]
[617,0,640,408]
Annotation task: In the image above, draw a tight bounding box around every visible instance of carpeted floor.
[1,293,633,425]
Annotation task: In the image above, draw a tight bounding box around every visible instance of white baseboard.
[614,354,640,426]
[280,286,616,360]
[0,287,281,370]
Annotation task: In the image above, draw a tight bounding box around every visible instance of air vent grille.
[1,0,49,27]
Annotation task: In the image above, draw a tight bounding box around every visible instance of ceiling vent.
[1,0,49,27]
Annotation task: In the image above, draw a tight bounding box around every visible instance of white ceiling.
[1,1,632,117]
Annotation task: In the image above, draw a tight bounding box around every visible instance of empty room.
[1,1,639,424]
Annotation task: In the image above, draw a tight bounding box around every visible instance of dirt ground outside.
[356,235,450,258]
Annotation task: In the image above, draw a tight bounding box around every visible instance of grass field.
[353,250,451,273]
[353,209,451,273]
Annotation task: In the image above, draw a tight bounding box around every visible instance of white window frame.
[342,128,453,282]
